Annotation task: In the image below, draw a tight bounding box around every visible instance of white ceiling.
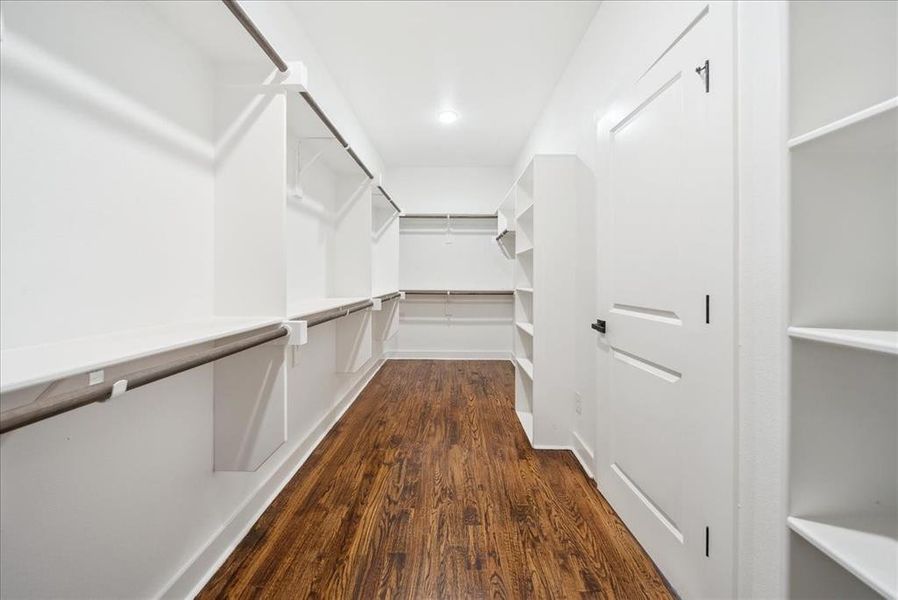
[288,1,600,167]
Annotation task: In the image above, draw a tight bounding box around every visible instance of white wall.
[0,2,392,598]
[512,1,789,597]
[385,166,514,359]
[388,166,510,213]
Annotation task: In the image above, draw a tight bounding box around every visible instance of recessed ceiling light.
[438,110,459,125]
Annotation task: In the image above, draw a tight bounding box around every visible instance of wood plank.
[199,360,673,599]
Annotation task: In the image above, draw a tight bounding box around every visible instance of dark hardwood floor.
[199,360,673,599]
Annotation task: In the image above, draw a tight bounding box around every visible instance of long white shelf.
[0,316,283,394]
[516,356,534,380]
[287,296,370,320]
[516,322,534,336]
[788,515,897,599]
[788,327,898,356]
[788,97,898,149]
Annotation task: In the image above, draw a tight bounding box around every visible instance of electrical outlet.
[575,391,582,415]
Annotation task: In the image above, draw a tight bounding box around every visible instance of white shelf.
[516,409,534,444]
[0,316,283,394]
[515,356,534,380]
[516,246,533,257]
[789,327,898,356]
[516,287,533,294]
[288,296,370,320]
[516,322,534,336]
[515,202,534,221]
[788,515,898,599]
[789,97,897,149]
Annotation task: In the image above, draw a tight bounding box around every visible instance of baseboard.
[572,431,595,480]
[384,350,514,361]
[161,358,385,599]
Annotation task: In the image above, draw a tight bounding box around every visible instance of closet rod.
[376,186,402,214]
[297,92,374,181]
[403,290,514,296]
[346,147,374,180]
[400,213,498,219]
[375,291,402,302]
[496,228,510,241]
[304,300,374,328]
[221,0,289,73]
[298,92,349,148]
[0,326,288,435]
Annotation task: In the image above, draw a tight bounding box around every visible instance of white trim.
[572,431,595,479]
[384,350,514,361]
[160,359,385,599]
[532,443,571,451]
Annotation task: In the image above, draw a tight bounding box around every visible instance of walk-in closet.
[0,1,894,598]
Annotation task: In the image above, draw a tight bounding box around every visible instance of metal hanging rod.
[296,92,374,182]
[295,299,374,329]
[403,290,514,296]
[0,326,288,435]
[375,186,402,214]
[221,0,289,73]
[221,2,377,185]
[346,147,374,179]
[375,291,402,302]
[400,213,498,219]
[496,228,512,241]
[298,92,348,148]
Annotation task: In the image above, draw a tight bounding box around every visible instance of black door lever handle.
[591,319,606,334]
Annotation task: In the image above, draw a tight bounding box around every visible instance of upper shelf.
[788,97,897,150]
[400,213,497,219]
[0,317,283,394]
[287,297,370,321]
[788,515,897,600]
[788,327,898,356]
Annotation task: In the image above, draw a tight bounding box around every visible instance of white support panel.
[213,342,286,472]
[373,297,401,341]
[334,309,372,373]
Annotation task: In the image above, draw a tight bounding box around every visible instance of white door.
[593,4,735,598]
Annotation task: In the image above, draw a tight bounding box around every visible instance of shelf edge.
[788,97,898,149]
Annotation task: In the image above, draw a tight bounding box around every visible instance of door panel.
[594,3,735,598]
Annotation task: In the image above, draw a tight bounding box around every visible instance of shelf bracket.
[274,320,308,347]
[279,61,309,92]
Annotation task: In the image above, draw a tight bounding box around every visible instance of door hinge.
[695,59,710,93]
[591,319,606,334]
[705,526,710,557]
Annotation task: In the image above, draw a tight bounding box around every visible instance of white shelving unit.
[788,516,897,600]
[285,92,381,374]
[0,0,403,466]
[0,0,295,471]
[512,155,584,447]
[787,3,897,598]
